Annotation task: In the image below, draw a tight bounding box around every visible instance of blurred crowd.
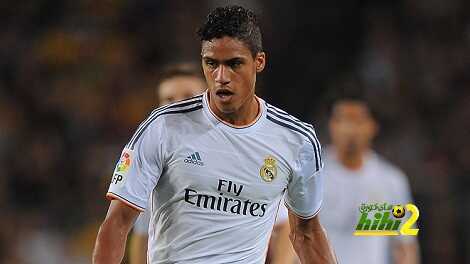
[0,0,469,263]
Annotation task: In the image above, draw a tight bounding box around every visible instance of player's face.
[329,101,377,156]
[201,36,265,115]
[157,76,206,106]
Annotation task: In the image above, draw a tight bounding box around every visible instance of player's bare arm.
[393,240,420,264]
[288,213,337,264]
[93,200,140,264]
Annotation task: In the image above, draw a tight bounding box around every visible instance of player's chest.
[164,131,291,202]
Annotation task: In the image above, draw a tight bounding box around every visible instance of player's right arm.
[93,200,140,264]
[93,112,167,263]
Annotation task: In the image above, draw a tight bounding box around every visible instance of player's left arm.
[392,239,420,264]
[284,134,336,263]
[288,213,337,264]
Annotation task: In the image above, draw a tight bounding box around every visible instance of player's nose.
[214,65,230,85]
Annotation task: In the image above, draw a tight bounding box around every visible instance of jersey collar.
[202,91,267,134]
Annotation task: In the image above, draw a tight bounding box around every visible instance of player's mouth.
[215,88,235,102]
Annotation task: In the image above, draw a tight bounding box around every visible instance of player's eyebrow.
[202,56,246,64]
[225,57,245,64]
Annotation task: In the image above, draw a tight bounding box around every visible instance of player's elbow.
[289,221,311,252]
[288,215,338,264]
[289,226,314,251]
[289,215,324,242]
[93,201,140,263]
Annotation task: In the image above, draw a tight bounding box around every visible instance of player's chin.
[214,100,239,114]
[213,95,238,109]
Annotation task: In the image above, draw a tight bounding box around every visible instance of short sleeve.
[106,118,166,211]
[285,139,324,219]
[388,169,417,243]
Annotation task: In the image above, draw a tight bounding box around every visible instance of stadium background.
[1,0,469,263]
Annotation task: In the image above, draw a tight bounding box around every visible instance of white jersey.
[135,194,288,236]
[319,147,415,264]
[133,206,151,235]
[107,92,324,264]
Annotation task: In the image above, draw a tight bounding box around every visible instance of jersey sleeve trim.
[284,200,322,220]
[126,98,203,150]
[106,192,145,212]
[266,112,321,172]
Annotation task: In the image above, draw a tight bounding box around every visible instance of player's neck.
[208,93,260,127]
[337,150,366,171]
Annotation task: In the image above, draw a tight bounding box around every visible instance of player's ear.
[255,52,266,73]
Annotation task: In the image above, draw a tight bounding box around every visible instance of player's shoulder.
[144,94,204,126]
[371,152,414,201]
[264,102,319,145]
[372,152,409,183]
[125,95,204,148]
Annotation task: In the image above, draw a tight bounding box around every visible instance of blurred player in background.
[129,63,206,264]
[93,5,337,264]
[319,95,420,264]
[268,94,420,264]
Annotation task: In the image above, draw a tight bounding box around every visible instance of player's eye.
[204,59,217,69]
[228,60,243,69]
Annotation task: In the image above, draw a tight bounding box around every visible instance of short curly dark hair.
[197,5,263,57]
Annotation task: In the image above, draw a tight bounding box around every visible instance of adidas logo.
[184,151,204,166]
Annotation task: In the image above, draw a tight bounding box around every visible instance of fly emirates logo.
[184,179,268,217]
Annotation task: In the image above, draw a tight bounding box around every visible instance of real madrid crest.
[260,156,277,182]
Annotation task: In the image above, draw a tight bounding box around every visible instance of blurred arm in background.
[393,238,420,264]
[269,220,298,264]
[268,200,298,264]
[130,209,150,264]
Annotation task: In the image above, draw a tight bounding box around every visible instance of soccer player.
[93,5,337,264]
[267,95,421,264]
[129,63,206,264]
[319,95,420,264]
